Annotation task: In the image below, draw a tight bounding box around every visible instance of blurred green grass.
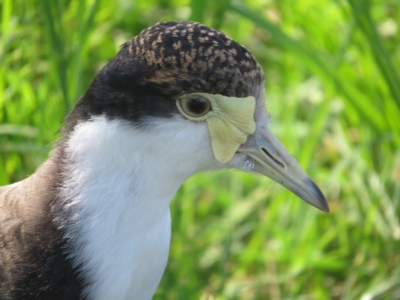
[1,0,400,299]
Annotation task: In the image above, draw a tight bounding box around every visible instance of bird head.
[66,21,328,212]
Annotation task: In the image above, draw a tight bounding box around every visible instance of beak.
[238,128,329,212]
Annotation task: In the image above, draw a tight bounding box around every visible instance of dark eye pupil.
[188,97,209,114]
[178,95,211,118]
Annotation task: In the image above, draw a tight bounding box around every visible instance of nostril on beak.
[261,147,285,169]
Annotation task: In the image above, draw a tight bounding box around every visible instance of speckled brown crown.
[123,21,264,97]
[66,22,266,130]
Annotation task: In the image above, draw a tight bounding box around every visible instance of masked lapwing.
[0,21,328,300]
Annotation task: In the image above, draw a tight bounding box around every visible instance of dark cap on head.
[67,22,264,129]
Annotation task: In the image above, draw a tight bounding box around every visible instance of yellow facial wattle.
[176,93,256,163]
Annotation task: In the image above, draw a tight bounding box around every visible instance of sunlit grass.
[1,0,399,299]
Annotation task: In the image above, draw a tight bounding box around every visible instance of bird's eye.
[178,95,211,118]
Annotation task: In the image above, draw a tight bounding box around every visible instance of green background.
[1,0,399,299]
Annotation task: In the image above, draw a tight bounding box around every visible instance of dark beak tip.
[306,178,330,213]
[319,202,330,213]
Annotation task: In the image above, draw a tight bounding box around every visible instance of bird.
[0,21,329,300]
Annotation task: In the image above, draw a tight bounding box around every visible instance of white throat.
[58,115,215,300]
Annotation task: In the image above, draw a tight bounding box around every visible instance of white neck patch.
[57,115,217,300]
